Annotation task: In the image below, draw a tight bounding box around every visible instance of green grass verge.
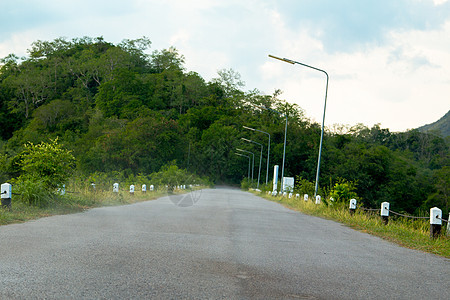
[0,189,171,226]
[258,192,450,258]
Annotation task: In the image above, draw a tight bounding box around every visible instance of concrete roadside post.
[447,213,450,236]
[58,184,66,196]
[113,183,119,193]
[273,165,279,193]
[304,194,309,202]
[130,185,135,196]
[142,184,147,194]
[1,183,12,209]
[349,199,357,215]
[430,207,442,238]
[150,184,154,191]
[381,202,390,225]
[315,195,321,204]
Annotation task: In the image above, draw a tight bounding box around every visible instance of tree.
[17,138,75,189]
[150,162,189,192]
[150,47,185,73]
[211,68,245,98]
[95,69,144,118]
[197,121,239,182]
[31,99,76,132]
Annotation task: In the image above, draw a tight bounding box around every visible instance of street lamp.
[243,126,271,185]
[235,152,251,180]
[241,138,263,189]
[236,148,255,184]
[269,54,329,197]
[250,104,288,192]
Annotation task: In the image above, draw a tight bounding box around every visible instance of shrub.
[18,138,75,189]
[12,176,53,207]
[329,178,358,204]
[294,176,315,196]
[240,178,251,190]
[150,162,208,192]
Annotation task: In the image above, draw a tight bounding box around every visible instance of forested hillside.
[418,110,450,137]
[0,37,448,215]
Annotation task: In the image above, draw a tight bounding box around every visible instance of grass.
[0,189,173,226]
[258,192,450,258]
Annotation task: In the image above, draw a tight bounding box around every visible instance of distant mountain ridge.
[417,110,450,137]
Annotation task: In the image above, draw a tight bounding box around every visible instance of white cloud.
[254,11,450,131]
[433,0,449,5]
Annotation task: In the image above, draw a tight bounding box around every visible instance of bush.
[12,177,54,207]
[0,154,8,183]
[260,180,273,193]
[329,178,358,204]
[294,176,315,196]
[240,178,251,190]
[17,138,75,189]
[150,161,210,192]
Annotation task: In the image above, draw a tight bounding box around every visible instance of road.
[0,188,448,299]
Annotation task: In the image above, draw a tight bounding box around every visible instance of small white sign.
[282,177,294,193]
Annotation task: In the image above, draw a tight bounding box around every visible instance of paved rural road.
[0,188,448,299]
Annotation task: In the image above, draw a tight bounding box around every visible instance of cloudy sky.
[1,0,449,132]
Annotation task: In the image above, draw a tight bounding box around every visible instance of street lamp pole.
[243,126,271,185]
[250,104,287,192]
[236,148,254,184]
[269,54,329,197]
[241,138,263,189]
[235,153,251,179]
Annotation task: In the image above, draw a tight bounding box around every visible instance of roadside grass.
[259,192,450,258]
[0,189,173,226]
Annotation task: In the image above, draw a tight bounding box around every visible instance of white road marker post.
[447,213,450,236]
[1,183,12,209]
[381,202,390,225]
[349,199,357,215]
[430,207,442,238]
[315,195,321,204]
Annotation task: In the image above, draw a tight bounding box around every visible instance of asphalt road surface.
[0,188,448,299]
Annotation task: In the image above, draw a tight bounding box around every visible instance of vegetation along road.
[0,188,448,299]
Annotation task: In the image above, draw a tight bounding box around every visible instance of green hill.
[0,37,449,215]
[418,110,450,137]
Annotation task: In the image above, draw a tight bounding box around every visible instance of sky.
[1,0,449,132]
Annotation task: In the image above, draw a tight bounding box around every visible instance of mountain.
[417,110,450,137]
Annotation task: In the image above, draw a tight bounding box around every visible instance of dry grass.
[259,192,450,258]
